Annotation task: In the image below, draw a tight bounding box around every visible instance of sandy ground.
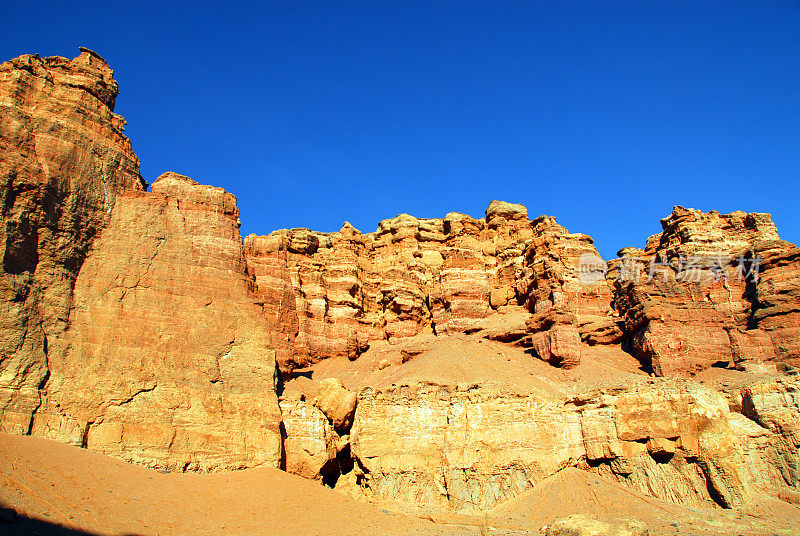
[489,466,800,536]
[3,427,800,535]
[0,433,477,536]
[301,332,651,397]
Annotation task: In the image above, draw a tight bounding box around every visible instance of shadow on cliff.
[0,505,143,536]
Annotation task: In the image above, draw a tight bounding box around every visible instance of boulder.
[314,378,358,432]
[280,395,337,480]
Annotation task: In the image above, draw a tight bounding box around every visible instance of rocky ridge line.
[1,50,799,522]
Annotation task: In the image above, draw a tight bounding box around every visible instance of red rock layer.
[750,241,800,367]
[612,206,795,376]
[517,215,621,368]
[248,201,797,379]
[245,201,617,374]
[0,50,145,433]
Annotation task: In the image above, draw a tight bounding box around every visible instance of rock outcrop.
[314,378,358,432]
[245,203,617,374]
[612,206,795,376]
[347,377,797,512]
[30,172,282,471]
[749,242,800,367]
[1,49,799,529]
[280,393,337,480]
[545,514,648,536]
[0,50,145,434]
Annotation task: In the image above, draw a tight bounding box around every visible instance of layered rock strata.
[347,377,799,512]
[252,203,798,379]
[268,210,799,512]
[31,172,283,471]
[749,241,800,367]
[245,201,618,374]
[0,50,145,433]
[612,207,798,376]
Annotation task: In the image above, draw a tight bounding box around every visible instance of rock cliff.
[0,50,798,527]
[0,50,145,434]
[31,172,282,471]
[244,201,615,375]
[611,206,797,376]
[350,378,772,512]
[0,52,281,471]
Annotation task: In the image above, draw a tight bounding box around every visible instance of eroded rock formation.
[1,49,799,528]
[0,49,145,434]
[348,376,799,512]
[750,241,800,366]
[31,172,282,471]
[263,207,799,512]
[0,52,281,471]
[611,206,797,376]
[245,201,617,374]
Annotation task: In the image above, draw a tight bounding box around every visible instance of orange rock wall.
[0,50,145,433]
[31,173,282,471]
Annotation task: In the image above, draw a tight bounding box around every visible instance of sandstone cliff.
[244,201,615,375]
[349,378,777,512]
[611,206,797,376]
[1,49,799,529]
[0,52,282,471]
[247,202,798,380]
[0,49,145,434]
[32,172,282,471]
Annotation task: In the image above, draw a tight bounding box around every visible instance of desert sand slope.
[2,426,800,535]
[490,467,800,536]
[306,335,647,395]
[0,433,475,536]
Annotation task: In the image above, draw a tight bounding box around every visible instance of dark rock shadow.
[0,504,143,536]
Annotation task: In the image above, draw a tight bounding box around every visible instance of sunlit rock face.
[244,201,619,375]
[0,50,145,433]
[749,242,800,367]
[610,206,796,377]
[0,51,282,472]
[1,49,798,523]
[31,172,283,471]
[269,204,800,512]
[247,202,797,379]
[348,377,799,512]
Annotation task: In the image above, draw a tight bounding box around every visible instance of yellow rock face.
[0,50,145,433]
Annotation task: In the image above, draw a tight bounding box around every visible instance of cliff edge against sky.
[1,50,799,534]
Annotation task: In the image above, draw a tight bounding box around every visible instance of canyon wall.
[0,52,282,471]
[0,49,145,434]
[0,50,798,517]
[246,204,798,379]
[31,172,282,471]
[350,377,800,512]
[244,202,620,375]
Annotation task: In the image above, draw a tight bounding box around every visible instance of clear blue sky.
[3,1,798,258]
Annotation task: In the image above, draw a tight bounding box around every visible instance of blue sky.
[3,1,798,258]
